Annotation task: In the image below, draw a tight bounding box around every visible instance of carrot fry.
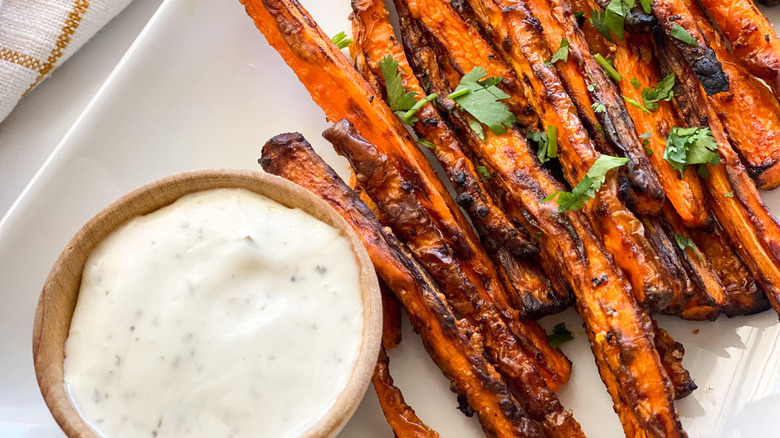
[349,0,572,319]
[651,0,730,96]
[324,120,582,436]
[652,322,697,400]
[418,0,678,311]
[657,35,780,319]
[689,224,772,317]
[380,281,403,350]
[699,0,780,100]
[685,0,780,190]
[373,346,441,438]
[260,132,544,437]
[396,4,685,435]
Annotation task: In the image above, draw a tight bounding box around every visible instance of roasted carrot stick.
[324,120,583,437]
[651,0,730,96]
[380,281,403,350]
[685,0,780,190]
[410,0,679,311]
[397,5,685,435]
[652,322,697,400]
[487,0,666,214]
[571,1,709,228]
[699,0,780,100]
[260,132,544,437]
[242,0,573,387]
[657,35,780,319]
[373,346,441,438]
[349,0,572,319]
[689,224,772,317]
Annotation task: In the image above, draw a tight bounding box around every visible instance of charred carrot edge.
[651,0,730,96]
[397,4,685,436]
[660,205,728,321]
[349,0,573,379]
[574,8,709,228]
[380,280,403,350]
[657,35,780,319]
[482,0,665,214]
[652,322,697,400]
[689,223,772,317]
[685,0,780,190]
[423,0,679,312]
[349,0,573,322]
[260,132,545,437]
[373,347,441,438]
[590,0,656,33]
[325,119,583,436]
[241,0,574,388]
[699,0,780,100]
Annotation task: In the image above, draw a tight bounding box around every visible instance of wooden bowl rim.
[32,168,382,438]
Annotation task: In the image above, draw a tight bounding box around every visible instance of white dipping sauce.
[64,188,364,438]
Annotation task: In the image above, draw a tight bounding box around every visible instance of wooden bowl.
[32,168,382,438]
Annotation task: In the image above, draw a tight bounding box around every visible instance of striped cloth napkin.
[0,0,134,122]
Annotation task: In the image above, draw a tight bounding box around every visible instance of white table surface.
[0,0,164,218]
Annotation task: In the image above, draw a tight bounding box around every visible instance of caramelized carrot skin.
[612,35,709,228]
[396,5,685,435]
[260,132,545,437]
[652,322,697,400]
[325,119,582,437]
[685,0,780,190]
[699,0,780,99]
[658,39,780,319]
[373,347,442,438]
[380,281,403,350]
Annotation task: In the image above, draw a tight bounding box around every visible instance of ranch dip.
[64,188,364,438]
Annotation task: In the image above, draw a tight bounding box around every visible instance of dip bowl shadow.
[32,168,382,438]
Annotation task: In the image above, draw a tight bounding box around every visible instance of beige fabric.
[0,0,134,122]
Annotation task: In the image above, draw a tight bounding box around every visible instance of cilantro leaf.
[548,38,570,65]
[595,53,623,81]
[574,11,586,18]
[448,67,517,135]
[543,154,628,211]
[624,96,651,114]
[592,102,607,114]
[587,83,597,92]
[604,0,634,41]
[399,93,438,124]
[476,165,492,179]
[528,126,559,164]
[663,127,720,177]
[469,119,486,141]
[670,24,697,46]
[418,139,436,150]
[630,77,641,89]
[590,9,615,43]
[641,73,675,111]
[725,191,734,198]
[638,0,652,14]
[331,31,353,50]
[379,55,417,114]
[674,233,701,261]
[547,323,574,348]
[643,145,654,156]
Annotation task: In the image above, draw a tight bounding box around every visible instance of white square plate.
[2,1,780,436]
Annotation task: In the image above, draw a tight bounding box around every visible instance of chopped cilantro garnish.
[643,145,654,156]
[624,96,651,114]
[670,24,697,46]
[399,93,438,124]
[469,119,486,141]
[587,83,597,92]
[417,139,436,150]
[590,9,615,43]
[476,165,492,179]
[725,191,735,198]
[641,73,675,111]
[638,0,652,14]
[379,56,417,114]
[547,323,574,348]
[448,67,517,135]
[592,102,607,114]
[663,127,720,177]
[595,54,623,81]
[574,11,586,18]
[331,31,353,50]
[528,127,558,164]
[674,233,701,261]
[543,154,628,211]
[548,38,570,65]
[630,77,641,89]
